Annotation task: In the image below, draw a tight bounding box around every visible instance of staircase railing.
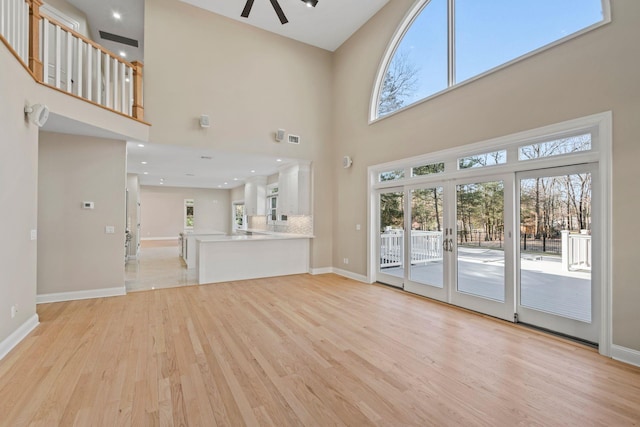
[0,0,144,121]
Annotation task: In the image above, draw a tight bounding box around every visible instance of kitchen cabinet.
[278,161,311,216]
[244,176,267,216]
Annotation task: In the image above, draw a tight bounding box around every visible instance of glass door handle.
[448,238,454,252]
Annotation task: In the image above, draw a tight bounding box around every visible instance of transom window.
[372,0,608,120]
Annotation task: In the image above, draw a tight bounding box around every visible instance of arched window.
[372,0,609,120]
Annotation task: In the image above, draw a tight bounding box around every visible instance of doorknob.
[448,238,454,252]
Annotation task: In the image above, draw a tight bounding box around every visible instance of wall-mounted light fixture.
[343,155,353,168]
[24,104,50,127]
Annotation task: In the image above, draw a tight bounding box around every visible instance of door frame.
[515,163,600,343]
[367,112,612,355]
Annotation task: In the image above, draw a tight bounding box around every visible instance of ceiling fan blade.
[241,0,255,18]
[269,0,289,24]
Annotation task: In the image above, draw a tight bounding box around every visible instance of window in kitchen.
[233,202,245,230]
[267,186,278,222]
[184,199,194,229]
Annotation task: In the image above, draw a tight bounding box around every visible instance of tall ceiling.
[179,0,389,51]
[47,0,390,187]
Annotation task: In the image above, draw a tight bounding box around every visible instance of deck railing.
[0,0,144,120]
[561,231,592,271]
[380,230,443,268]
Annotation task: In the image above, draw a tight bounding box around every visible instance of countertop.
[197,232,312,243]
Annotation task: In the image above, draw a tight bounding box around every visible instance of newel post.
[27,0,43,81]
[131,61,144,120]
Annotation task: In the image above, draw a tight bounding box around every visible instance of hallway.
[125,240,197,292]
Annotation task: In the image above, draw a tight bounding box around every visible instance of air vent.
[99,30,139,47]
[288,134,300,144]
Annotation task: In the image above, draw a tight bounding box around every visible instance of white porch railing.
[380,230,443,268]
[0,0,29,63]
[561,230,592,271]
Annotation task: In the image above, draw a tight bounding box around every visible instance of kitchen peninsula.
[196,232,312,284]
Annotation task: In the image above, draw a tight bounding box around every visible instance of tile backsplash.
[247,215,313,236]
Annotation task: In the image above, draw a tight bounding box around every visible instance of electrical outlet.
[105,226,115,234]
[343,258,349,265]
[11,305,17,319]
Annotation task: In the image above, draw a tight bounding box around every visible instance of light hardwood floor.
[1,274,639,426]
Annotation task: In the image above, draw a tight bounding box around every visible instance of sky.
[391,0,604,107]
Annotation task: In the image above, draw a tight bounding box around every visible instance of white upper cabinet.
[278,161,311,216]
[244,176,267,216]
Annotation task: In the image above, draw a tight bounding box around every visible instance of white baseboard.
[611,344,640,368]
[37,286,127,304]
[332,268,371,284]
[309,267,333,275]
[0,314,39,361]
[141,237,178,241]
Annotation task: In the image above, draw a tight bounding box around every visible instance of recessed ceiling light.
[224,182,228,185]
[141,161,147,164]
[143,172,148,175]
[119,51,126,58]
[276,159,282,162]
[159,182,164,185]
[250,170,256,173]
[137,143,144,147]
[217,185,222,188]
[125,77,131,83]
[113,11,121,20]
[233,178,238,181]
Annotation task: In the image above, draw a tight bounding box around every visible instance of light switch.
[105,226,115,234]
[356,224,361,231]
[30,229,37,240]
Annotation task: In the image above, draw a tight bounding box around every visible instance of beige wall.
[0,42,39,345]
[38,133,127,295]
[140,186,231,238]
[332,1,640,350]
[144,0,334,268]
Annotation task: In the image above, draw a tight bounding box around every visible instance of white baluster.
[86,46,92,101]
[128,66,133,115]
[1,0,5,40]
[104,52,110,108]
[66,30,72,92]
[22,1,27,61]
[54,25,61,88]
[120,61,125,112]
[96,50,102,105]
[42,18,49,84]
[76,37,83,97]
[112,56,118,111]
[16,0,21,60]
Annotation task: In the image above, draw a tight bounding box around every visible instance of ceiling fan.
[241,0,318,25]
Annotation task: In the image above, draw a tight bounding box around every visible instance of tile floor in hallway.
[125,239,198,292]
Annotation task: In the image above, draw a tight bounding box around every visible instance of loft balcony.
[0,0,144,122]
